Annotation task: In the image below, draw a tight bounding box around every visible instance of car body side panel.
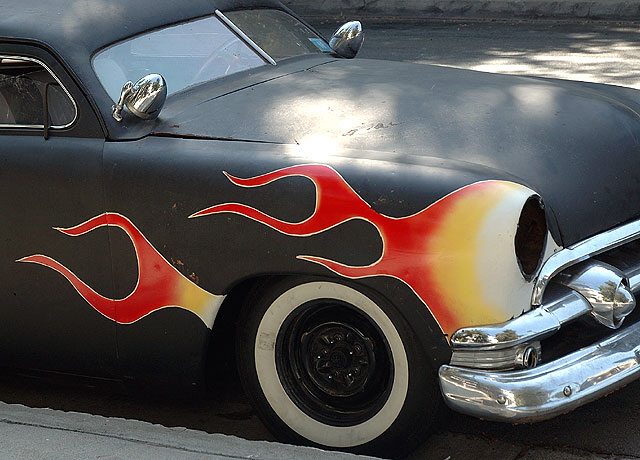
[94,137,548,379]
[0,135,116,376]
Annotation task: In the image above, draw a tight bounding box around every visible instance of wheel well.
[204,275,282,390]
[203,274,451,390]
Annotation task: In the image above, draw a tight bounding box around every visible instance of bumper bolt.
[563,385,572,397]
[497,395,507,405]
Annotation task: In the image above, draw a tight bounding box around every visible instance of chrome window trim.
[0,55,78,130]
[214,10,277,66]
[532,218,640,305]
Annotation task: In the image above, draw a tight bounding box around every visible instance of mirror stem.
[112,81,133,122]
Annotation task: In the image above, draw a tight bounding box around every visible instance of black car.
[3,0,640,456]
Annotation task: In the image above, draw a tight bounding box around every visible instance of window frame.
[0,54,78,130]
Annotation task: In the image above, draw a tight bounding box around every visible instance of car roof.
[1,0,290,61]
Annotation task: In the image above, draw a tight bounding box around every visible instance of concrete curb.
[282,0,640,20]
[0,402,380,460]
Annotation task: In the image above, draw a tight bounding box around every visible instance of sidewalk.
[0,402,379,460]
[283,0,640,20]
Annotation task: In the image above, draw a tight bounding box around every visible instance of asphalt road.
[4,19,640,460]
[317,19,640,90]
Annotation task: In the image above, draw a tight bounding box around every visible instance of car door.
[0,44,117,377]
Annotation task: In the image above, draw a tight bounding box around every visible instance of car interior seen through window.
[0,57,75,128]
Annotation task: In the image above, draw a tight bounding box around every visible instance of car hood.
[156,58,640,246]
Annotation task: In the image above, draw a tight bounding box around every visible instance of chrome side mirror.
[112,74,167,122]
[329,21,364,59]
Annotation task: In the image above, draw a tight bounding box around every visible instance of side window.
[0,56,76,128]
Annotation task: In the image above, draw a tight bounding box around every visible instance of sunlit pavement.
[317,19,640,90]
[285,0,640,23]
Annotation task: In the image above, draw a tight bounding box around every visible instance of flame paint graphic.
[19,213,223,327]
[191,164,537,336]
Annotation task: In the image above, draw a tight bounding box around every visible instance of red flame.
[19,213,219,325]
[191,164,500,333]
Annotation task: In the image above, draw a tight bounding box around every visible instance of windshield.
[224,10,331,60]
[92,10,329,101]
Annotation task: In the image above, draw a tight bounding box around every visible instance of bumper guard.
[439,317,640,422]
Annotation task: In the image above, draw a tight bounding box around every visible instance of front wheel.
[236,277,441,457]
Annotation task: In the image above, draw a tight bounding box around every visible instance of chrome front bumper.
[439,317,640,422]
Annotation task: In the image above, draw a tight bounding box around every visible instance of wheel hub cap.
[303,323,375,397]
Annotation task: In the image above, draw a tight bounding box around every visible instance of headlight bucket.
[515,196,547,280]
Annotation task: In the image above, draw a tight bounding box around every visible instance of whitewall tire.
[236,277,441,457]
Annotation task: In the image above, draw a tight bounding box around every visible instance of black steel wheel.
[236,277,442,457]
